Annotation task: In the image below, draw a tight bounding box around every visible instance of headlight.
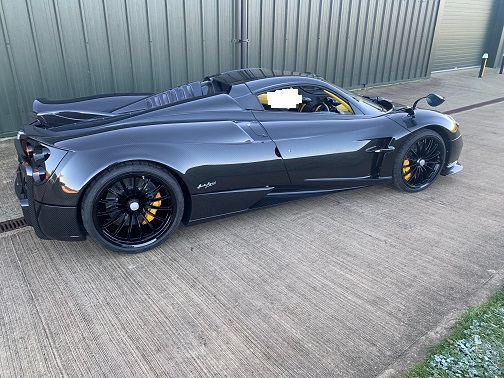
[447,115,459,133]
[449,121,459,133]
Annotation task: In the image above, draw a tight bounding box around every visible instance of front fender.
[386,109,460,138]
[385,109,462,172]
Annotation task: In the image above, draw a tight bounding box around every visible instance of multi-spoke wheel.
[393,130,446,192]
[82,162,183,253]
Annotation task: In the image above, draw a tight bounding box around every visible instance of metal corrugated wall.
[248,0,440,88]
[431,0,495,71]
[488,0,504,68]
[0,0,236,136]
[0,0,442,136]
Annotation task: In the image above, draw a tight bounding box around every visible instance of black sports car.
[14,68,463,253]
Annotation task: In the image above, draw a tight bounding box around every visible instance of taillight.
[22,141,52,183]
[33,145,50,162]
[33,166,47,183]
[25,143,34,158]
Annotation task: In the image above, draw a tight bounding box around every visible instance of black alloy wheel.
[82,162,183,253]
[393,129,446,192]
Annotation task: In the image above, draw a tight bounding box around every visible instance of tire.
[392,129,446,192]
[81,162,184,253]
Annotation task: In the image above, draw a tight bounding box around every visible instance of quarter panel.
[40,122,290,208]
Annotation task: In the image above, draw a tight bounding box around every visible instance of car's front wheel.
[393,129,446,192]
[81,162,184,253]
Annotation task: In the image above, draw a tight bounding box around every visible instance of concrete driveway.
[1,68,503,377]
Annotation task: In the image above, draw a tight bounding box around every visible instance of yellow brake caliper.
[402,159,411,181]
[142,192,161,224]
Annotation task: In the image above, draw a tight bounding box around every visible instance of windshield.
[339,88,388,112]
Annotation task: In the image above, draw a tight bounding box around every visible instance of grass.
[401,287,504,378]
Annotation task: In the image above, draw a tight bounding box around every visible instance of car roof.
[206,68,324,87]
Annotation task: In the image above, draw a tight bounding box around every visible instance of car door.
[252,86,406,189]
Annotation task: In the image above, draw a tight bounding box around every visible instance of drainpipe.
[240,0,248,69]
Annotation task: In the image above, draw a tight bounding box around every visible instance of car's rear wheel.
[81,162,183,253]
[393,129,446,192]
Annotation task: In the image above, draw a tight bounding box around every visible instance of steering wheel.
[325,98,341,113]
[313,102,330,112]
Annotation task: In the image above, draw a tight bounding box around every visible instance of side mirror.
[412,93,445,109]
[425,93,445,107]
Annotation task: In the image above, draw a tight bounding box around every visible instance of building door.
[432,0,495,71]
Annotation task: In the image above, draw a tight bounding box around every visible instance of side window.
[257,86,354,114]
[257,88,303,110]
